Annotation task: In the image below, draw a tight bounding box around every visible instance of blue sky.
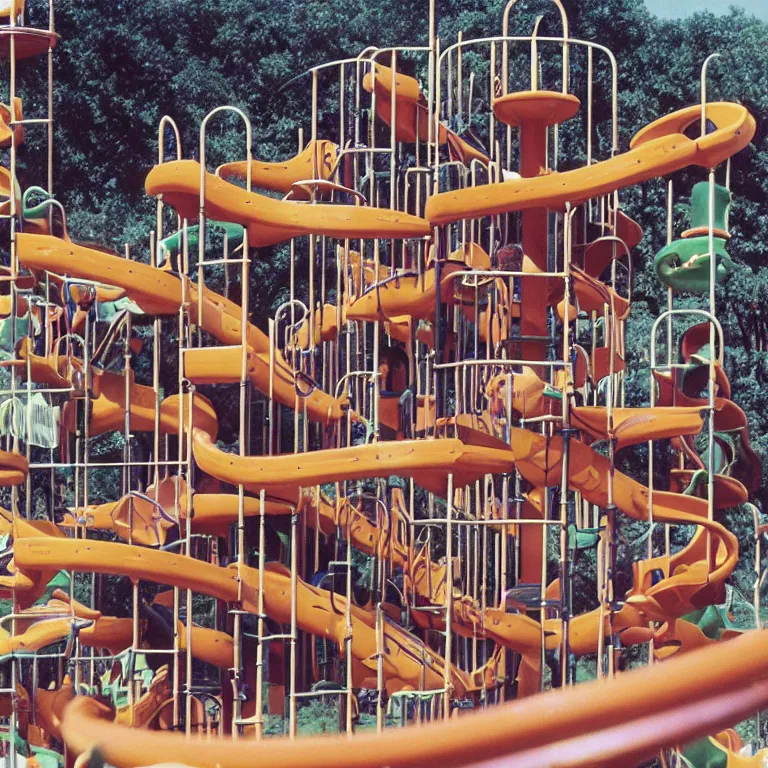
[644,0,768,21]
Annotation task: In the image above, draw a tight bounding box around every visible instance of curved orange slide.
[144,159,430,248]
[13,336,219,438]
[344,243,492,323]
[218,139,338,193]
[425,103,755,225]
[512,430,738,617]
[0,449,28,486]
[192,428,514,500]
[570,405,705,450]
[59,627,768,768]
[345,263,466,322]
[59,475,189,546]
[16,233,349,424]
[11,531,469,697]
[363,63,488,167]
[0,615,135,658]
[0,612,234,669]
[76,381,217,439]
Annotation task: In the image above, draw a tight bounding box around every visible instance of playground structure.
[0,0,763,766]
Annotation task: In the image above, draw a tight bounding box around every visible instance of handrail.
[502,0,569,95]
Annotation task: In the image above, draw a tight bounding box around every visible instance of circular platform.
[493,90,581,128]
[0,27,59,60]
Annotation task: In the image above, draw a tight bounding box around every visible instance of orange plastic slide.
[16,233,349,424]
[0,615,135,658]
[363,63,488,166]
[59,475,188,546]
[79,381,217,439]
[570,405,705,450]
[13,336,219,438]
[344,243,491,323]
[345,263,465,322]
[443,402,705,455]
[3,615,232,669]
[0,448,28,486]
[425,103,756,225]
[512,430,737,622]
[192,428,514,500]
[11,531,471,697]
[0,585,234,668]
[59,627,768,768]
[144,159,430,248]
[217,139,338,192]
